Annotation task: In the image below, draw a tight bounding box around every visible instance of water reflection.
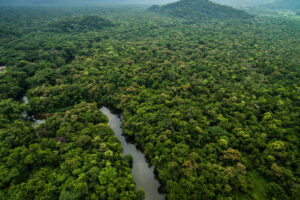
[22,96,45,125]
[100,106,165,200]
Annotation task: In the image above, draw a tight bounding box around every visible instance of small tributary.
[100,106,166,200]
[22,96,45,125]
[19,95,165,199]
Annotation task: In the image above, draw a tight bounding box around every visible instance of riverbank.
[22,96,46,125]
[100,106,166,200]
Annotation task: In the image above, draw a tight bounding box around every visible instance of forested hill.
[211,0,269,8]
[148,0,252,21]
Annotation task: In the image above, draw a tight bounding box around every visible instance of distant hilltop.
[148,0,252,21]
[211,0,270,8]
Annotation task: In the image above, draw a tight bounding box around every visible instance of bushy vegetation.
[0,102,143,200]
[0,3,299,200]
[44,16,113,33]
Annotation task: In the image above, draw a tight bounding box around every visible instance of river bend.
[100,107,165,200]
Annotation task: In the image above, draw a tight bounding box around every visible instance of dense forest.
[0,0,299,200]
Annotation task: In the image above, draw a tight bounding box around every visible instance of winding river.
[100,107,165,200]
[19,94,164,199]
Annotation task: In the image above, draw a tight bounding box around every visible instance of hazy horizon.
[0,0,178,6]
[1,0,291,9]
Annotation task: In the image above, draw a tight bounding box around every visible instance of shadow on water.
[100,106,166,200]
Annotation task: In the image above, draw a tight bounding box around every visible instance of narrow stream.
[19,96,164,199]
[22,96,45,125]
[100,106,165,200]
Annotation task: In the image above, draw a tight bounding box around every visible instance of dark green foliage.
[0,25,18,37]
[0,99,27,123]
[27,83,90,113]
[0,70,27,100]
[0,103,140,200]
[149,0,252,21]
[44,16,113,33]
[0,6,299,200]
